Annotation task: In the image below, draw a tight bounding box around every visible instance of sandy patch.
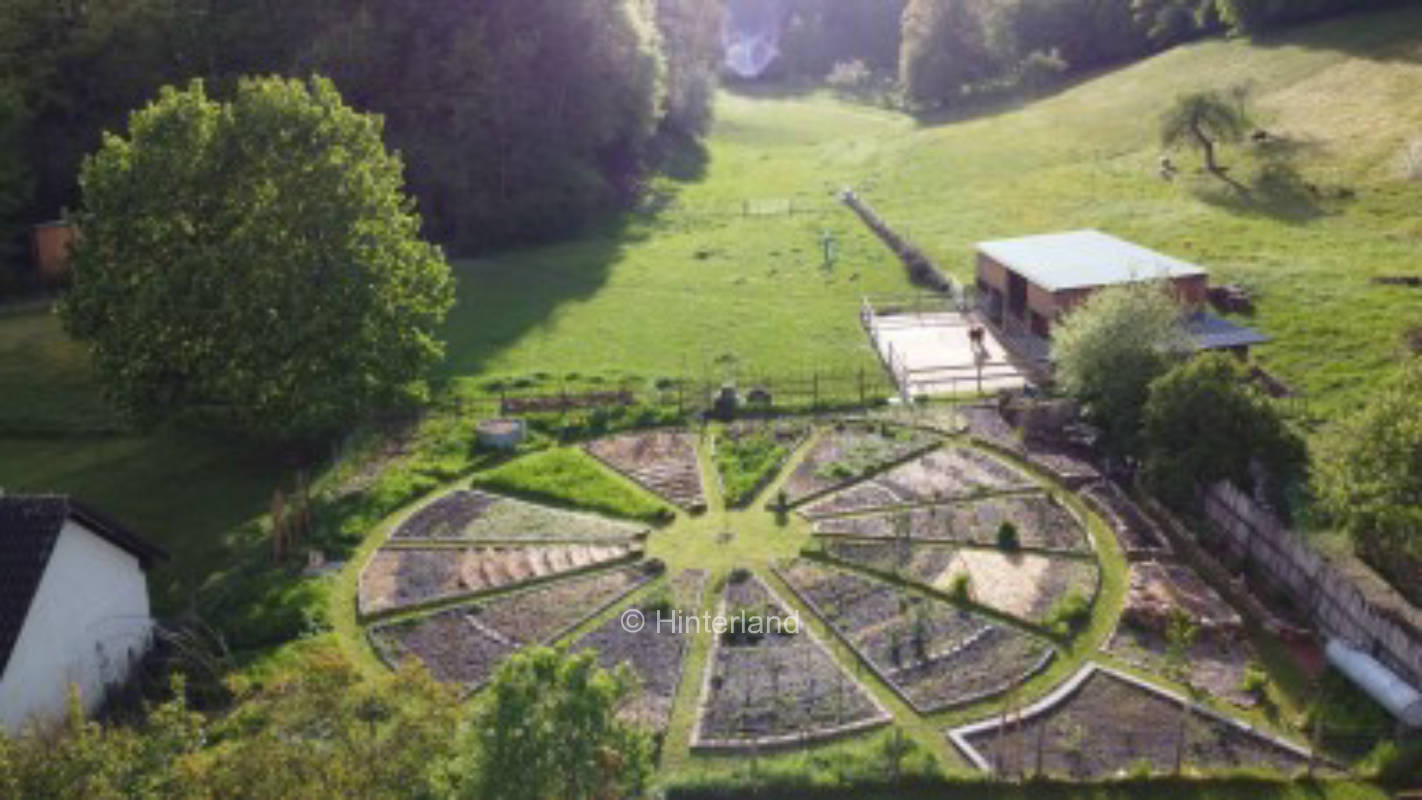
[934,549,1053,619]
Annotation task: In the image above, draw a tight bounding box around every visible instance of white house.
[0,495,166,734]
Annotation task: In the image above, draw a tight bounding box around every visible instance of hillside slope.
[858,5,1422,420]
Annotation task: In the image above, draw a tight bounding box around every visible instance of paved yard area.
[869,310,1029,397]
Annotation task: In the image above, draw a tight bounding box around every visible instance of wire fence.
[452,367,902,420]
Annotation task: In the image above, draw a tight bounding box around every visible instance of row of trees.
[891,0,1412,108]
[0,0,724,267]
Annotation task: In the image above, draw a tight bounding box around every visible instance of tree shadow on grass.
[1189,161,1340,224]
[1244,3,1422,65]
[435,218,643,381]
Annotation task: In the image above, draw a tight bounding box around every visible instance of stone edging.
[944,662,1317,773]
[688,573,894,753]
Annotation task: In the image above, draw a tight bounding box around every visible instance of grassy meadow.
[0,4,1420,672]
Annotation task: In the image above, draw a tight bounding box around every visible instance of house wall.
[0,520,153,734]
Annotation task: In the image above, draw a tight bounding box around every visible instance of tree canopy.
[466,646,654,800]
[1160,88,1251,174]
[1051,281,1193,458]
[59,76,454,440]
[1313,363,1422,586]
[1141,352,1305,509]
[0,0,724,268]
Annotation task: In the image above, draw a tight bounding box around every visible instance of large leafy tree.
[60,76,454,440]
[466,646,653,800]
[1160,88,1250,174]
[1052,282,1193,459]
[1141,352,1305,509]
[310,0,669,251]
[899,0,1000,108]
[1313,364,1422,584]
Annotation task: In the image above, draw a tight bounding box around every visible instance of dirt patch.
[1123,561,1242,637]
[1107,625,1260,707]
[585,430,706,511]
[962,669,1308,778]
[936,550,1098,624]
[803,447,1034,514]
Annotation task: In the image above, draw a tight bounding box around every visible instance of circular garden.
[342,415,1318,777]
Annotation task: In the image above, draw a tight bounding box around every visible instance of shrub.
[947,572,972,602]
[1368,738,1422,786]
[1239,663,1269,701]
[1044,588,1091,635]
[996,521,1020,551]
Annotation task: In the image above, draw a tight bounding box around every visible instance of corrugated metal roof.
[977,230,1207,292]
[1185,312,1271,350]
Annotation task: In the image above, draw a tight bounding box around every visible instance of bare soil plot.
[391,489,645,542]
[368,564,653,688]
[777,560,1051,713]
[1081,482,1172,559]
[1107,624,1261,707]
[779,422,938,505]
[802,447,1034,514]
[358,543,637,616]
[934,550,1099,625]
[695,572,888,748]
[571,570,708,731]
[712,420,810,507]
[812,494,1089,554]
[585,430,706,511]
[957,667,1309,778]
[1122,561,1243,636]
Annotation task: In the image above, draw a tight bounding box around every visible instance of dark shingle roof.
[0,495,166,676]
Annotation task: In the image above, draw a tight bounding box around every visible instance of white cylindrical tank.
[1325,639,1422,729]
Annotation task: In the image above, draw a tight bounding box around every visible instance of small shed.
[0,495,166,734]
[31,220,78,284]
[975,230,1209,338]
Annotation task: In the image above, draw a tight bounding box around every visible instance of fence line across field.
[1200,481,1422,689]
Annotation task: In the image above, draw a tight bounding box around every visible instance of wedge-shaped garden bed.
[950,665,1312,778]
[473,448,672,523]
[359,543,639,617]
[585,430,706,511]
[802,447,1034,515]
[812,493,1089,554]
[572,569,708,731]
[779,422,939,505]
[712,420,809,507]
[369,564,654,688]
[819,541,1099,626]
[777,560,1051,713]
[390,489,646,543]
[693,572,890,750]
